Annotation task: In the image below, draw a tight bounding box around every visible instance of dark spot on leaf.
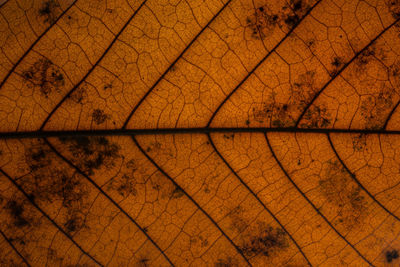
[386,249,399,263]
[5,200,29,228]
[356,46,376,69]
[64,216,84,233]
[319,160,368,229]
[39,0,60,24]
[300,105,331,128]
[306,39,315,48]
[24,142,88,216]
[331,56,342,68]
[108,174,137,197]
[137,257,150,267]
[171,187,184,199]
[59,136,120,175]
[293,0,303,12]
[246,5,280,40]
[252,101,296,127]
[223,134,235,140]
[284,14,299,28]
[240,223,289,258]
[69,86,86,104]
[352,134,367,152]
[388,0,400,19]
[103,84,112,90]
[22,58,65,97]
[92,109,109,125]
[360,88,393,129]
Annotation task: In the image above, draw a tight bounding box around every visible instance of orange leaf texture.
[1,0,400,266]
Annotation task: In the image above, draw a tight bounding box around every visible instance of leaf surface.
[1,0,400,266]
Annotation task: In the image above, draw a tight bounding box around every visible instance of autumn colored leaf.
[1,0,400,266]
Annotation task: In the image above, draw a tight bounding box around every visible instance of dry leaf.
[1,0,400,266]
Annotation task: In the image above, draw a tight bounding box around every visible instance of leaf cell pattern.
[1,0,400,266]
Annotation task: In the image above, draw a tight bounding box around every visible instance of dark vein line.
[207,134,312,266]
[0,228,31,267]
[0,0,78,91]
[327,134,400,222]
[264,133,374,266]
[383,100,400,129]
[43,138,175,267]
[121,0,233,129]
[131,135,252,266]
[3,127,400,139]
[206,0,323,127]
[0,168,103,267]
[39,0,148,130]
[294,17,400,127]
[0,0,10,9]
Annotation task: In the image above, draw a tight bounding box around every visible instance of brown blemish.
[223,134,235,140]
[387,0,400,19]
[22,58,65,97]
[251,102,295,127]
[300,104,331,128]
[360,88,394,129]
[386,249,399,263]
[137,257,150,267]
[92,109,109,125]
[355,46,376,71]
[5,200,29,228]
[171,187,184,199]
[68,85,87,104]
[352,134,367,152]
[319,160,367,229]
[228,206,248,233]
[107,174,137,198]
[330,56,343,76]
[39,0,60,24]
[246,6,279,40]
[103,83,112,90]
[240,222,289,258]
[23,141,89,235]
[58,136,120,175]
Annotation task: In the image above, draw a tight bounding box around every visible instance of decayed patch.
[360,87,394,129]
[21,58,65,97]
[23,140,88,233]
[246,6,280,40]
[4,199,30,228]
[330,56,344,76]
[239,221,289,258]
[92,109,110,125]
[39,0,61,24]
[0,194,39,251]
[351,134,367,152]
[246,0,309,40]
[355,46,376,72]
[387,0,400,19]
[299,104,331,128]
[386,249,399,263]
[58,136,120,175]
[318,160,368,229]
[251,102,295,127]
